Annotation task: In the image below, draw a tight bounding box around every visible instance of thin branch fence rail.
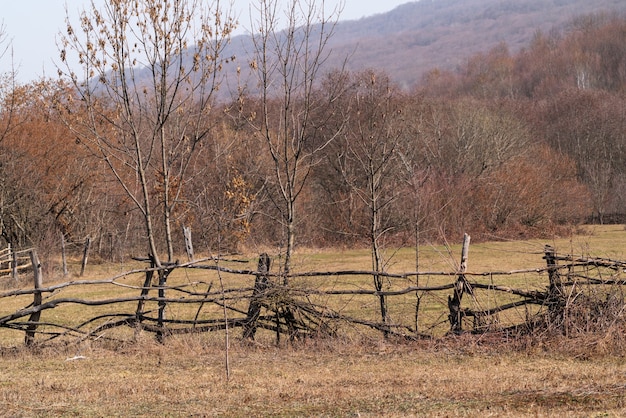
[1,237,625,347]
[0,245,34,281]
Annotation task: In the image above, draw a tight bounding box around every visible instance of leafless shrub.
[509,286,626,356]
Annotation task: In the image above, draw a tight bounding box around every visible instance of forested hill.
[227,0,626,90]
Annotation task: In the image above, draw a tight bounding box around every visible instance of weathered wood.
[243,253,271,340]
[0,295,251,325]
[80,237,91,277]
[460,234,470,272]
[0,261,32,275]
[468,283,547,300]
[544,245,564,326]
[24,250,43,346]
[10,244,18,281]
[0,245,623,345]
[544,245,561,293]
[448,233,471,334]
[0,246,11,258]
[192,283,213,328]
[183,226,194,261]
[465,299,544,318]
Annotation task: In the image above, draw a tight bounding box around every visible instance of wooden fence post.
[544,245,564,326]
[448,233,471,334]
[544,245,561,293]
[10,244,18,282]
[243,253,271,340]
[183,226,194,262]
[25,250,43,346]
[80,237,91,277]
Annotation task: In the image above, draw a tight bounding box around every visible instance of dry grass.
[0,335,625,417]
[1,225,626,416]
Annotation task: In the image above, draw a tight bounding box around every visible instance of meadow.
[0,225,625,416]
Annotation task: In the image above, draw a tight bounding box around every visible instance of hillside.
[226,0,626,90]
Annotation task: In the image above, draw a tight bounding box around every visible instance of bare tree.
[335,70,409,329]
[59,0,236,267]
[0,23,28,249]
[0,22,17,144]
[246,0,344,279]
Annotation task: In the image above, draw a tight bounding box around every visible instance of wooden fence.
[1,235,625,347]
[0,245,33,282]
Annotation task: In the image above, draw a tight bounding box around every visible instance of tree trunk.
[135,254,156,337]
[156,269,171,343]
[284,208,295,283]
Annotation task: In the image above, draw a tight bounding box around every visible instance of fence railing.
[0,245,33,282]
[1,236,625,347]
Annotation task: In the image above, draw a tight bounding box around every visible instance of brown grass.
[0,335,625,417]
[1,225,625,416]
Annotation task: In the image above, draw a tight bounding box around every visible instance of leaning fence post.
[243,253,271,340]
[448,233,471,334]
[25,250,43,346]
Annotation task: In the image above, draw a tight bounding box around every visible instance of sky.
[0,0,413,82]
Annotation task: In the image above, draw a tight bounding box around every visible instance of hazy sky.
[1,0,413,82]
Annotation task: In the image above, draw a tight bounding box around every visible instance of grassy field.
[1,336,625,417]
[0,225,625,416]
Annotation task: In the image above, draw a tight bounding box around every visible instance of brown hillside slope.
[223,0,626,91]
[330,0,626,88]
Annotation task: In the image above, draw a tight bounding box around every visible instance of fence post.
[448,233,471,334]
[10,243,18,282]
[544,245,564,326]
[243,253,271,340]
[183,226,194,262]
[544,245,561,292]
[80,237,91,277]
[25,250,43,346]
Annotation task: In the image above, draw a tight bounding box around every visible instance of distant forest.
[312,0,626,88]
[0,5,625,265]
